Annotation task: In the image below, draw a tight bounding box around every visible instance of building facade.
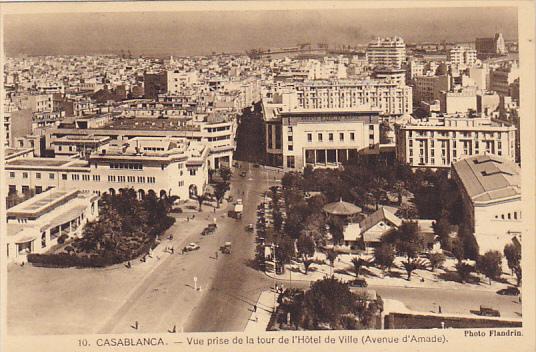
[5,137,210,201]
[395,114,516,168]
[264,104,380,170]
[447,46,478,67]
[451,155,521,253]
[366,37,406,69]
[6,189,99,263]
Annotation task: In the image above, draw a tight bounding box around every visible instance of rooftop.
[7,158,72,167]
[452,155,521,204]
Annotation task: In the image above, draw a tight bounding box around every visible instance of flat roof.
[453,155,521,203]
[7,158,72,167]
[99,118,200,132]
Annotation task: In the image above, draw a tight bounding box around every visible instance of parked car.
[184,243,200,251]
[497,286,520,296]
[253,164,260,168]
[245,224,254,232]
[240,171,247,177]
[348,278,368,288]
[478,305,500,317]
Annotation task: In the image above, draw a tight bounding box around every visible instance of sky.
[3,7,518,57]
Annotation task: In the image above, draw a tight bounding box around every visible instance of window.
[108,175,116,182]
[36,172,41,179]
[189,169,197,176]
[138,176,146,183]
[62,174,67,180]
[9,185,17,194]
[118,176,126,183]
[36,186,43,194]
[288,145,293,151]
[23,172,28,179]
[82,175,90,181]
[288,135,293,142]
[350,133,355,141]
[178,163,184,169]
[328,133,334,142]
[178,180,184,187]
[49,173,55,180]
[148,177,156,184]
[339,133,344,141]
[307,133,312,142]
[286,156,295,168]
[318,133,323,142]
[128,176,135,183]
[92,175,100,181]
[9,172,15,178]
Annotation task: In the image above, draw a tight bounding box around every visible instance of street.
[6,163,521,334]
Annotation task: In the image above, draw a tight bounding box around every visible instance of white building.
[452,155,521,253]
[366,37,406,69]
[5,137,210,201]
[439,87,478,114]
[489,62,519,96]
[6,189,99,263]
[447,46,478,67]
[281,80,412,117]
[395,113,516,168]
[263,102,380,170]
[167,70,199,95]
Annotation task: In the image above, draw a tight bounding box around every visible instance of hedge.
[28,216,175,268]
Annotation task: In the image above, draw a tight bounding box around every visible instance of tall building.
[263,102,380,170]
[475,33,508,58]
[439,87,478,114]
[447,46,478,67]
[143,72,167,99]
[395,113,516,169]
[490,62,520,96]
[281,80,412,117]
[413,75,450,104]
[366,37,406,69]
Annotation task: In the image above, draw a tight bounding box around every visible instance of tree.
[351,257,370,278]
[476,250,503,285]
[219,166,232,182]
[374,243,395,275]
[297,234,316,260]
[386,221,425,260]
[455,262,475,283]
[213,182,230,208]
[196,193,208,211]
[428,252,446,271]
[303,258,314,275]
[504,242,521,286]
[301,277,355,329]
[275,237,295,272]
[450,237,465,264]
[326,250,338,275]
[433,216,451,249]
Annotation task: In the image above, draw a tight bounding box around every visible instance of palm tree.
[326,250,338,276]
[351,256,370,278]
[196,193,208,212]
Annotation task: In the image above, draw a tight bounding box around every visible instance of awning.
[15,235,36,244]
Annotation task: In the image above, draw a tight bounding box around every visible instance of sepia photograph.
[0,1,534,352]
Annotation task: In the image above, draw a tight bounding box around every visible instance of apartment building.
[489,62,520,96]
[452,155,521,253]
[447,46,478,67]
[413,75,450,103]
[6,189,99,263]
[395,113,516,169]
[282,80,412,117]
[366,37,406,69]
[263,102,380,170]
[5,137,210,201]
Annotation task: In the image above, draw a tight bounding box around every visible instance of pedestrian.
[170,246,174,254]
[126,261,131,268]
[213,207,216,213]
[275,283,279,292]
[255,315,258,323]
[215,251,218,259]
[187,216,190,222]
[438,305,442,314]
[253,304,257,312]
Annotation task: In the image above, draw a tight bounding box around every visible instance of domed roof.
[323,198,362,216]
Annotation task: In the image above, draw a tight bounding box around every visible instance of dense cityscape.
[4,28,522,334]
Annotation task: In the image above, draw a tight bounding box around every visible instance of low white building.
[5,137,210,201]
[6,189,99,263]
[451,155,522,253]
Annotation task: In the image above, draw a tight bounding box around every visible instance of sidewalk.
[244,290,279,332]
[263,253,516,293]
